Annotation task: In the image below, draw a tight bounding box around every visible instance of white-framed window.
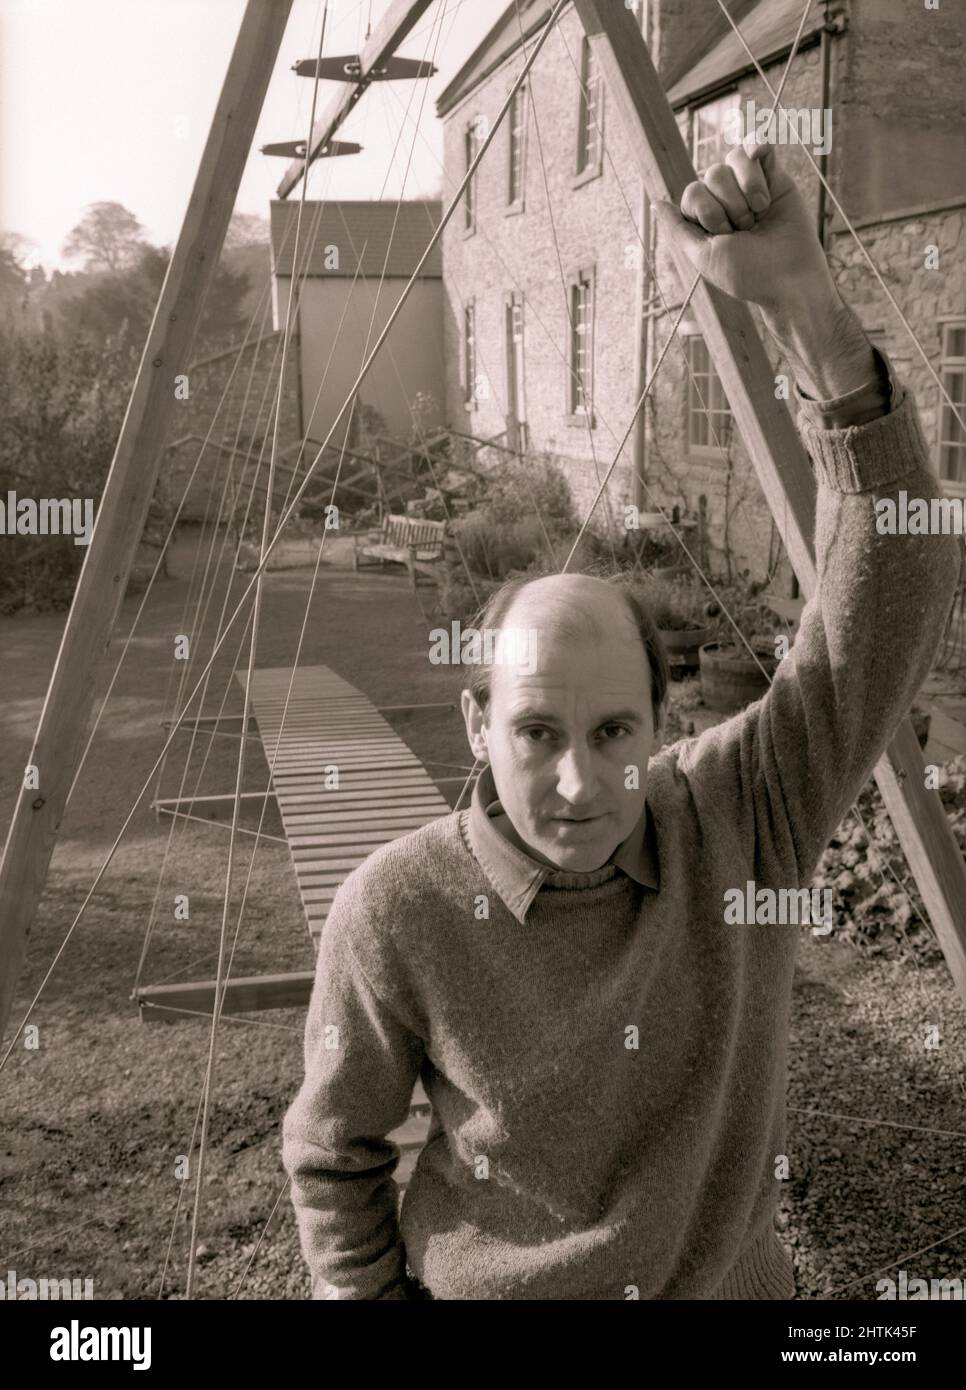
[686,335,733,455]
[507,84,527,208]
[568,268,595,417]
[938,319,966,487]
[505,291,527,451]
[575,37,603,179]
[463,300,477,408]
[691,90,741,174]
[464,117,483,234]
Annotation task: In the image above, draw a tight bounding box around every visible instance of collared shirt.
[465,762,659,925]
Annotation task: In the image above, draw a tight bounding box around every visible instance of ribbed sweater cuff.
[797,385,928,494]
[709,1228,796,1300]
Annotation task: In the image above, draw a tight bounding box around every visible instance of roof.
[666,0,827,107]
[435,0,826,120]
[270,200,442,278]
[436,0,551,119]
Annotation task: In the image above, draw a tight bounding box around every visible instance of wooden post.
[0,0,294,1045]
[573,0,966,1005]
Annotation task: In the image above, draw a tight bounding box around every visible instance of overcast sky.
[0,0,500,270]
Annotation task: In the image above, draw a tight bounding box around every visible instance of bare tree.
[61,201,147,273]
[223,211,270,250]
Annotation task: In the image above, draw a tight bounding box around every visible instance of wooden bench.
[352,513,447,588]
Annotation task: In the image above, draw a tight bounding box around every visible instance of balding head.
[466,570,669,725]
[459,568,669,872]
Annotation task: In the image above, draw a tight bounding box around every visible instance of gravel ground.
[1,528,964,1300]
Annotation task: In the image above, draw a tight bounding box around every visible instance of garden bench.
[352,513,447,588]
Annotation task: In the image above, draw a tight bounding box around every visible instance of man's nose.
[555,744,599,804]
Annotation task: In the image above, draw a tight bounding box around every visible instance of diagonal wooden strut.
[573,0,966,1005]
[0,0,295,1045]
[276,0,435,200]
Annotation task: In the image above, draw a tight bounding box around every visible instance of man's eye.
[521,727,552,741]
[601,724,630,739]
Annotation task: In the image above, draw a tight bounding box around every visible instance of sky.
[0,0,501,270]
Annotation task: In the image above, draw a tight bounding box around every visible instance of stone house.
[435,0,966,589]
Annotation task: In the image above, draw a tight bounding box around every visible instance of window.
[686,335,733,454]
[505,292,527,452]
[575,37,603,180]
[464,118,482,234]
[568,269,595,418]
[507,85,527,208]
[691,90,741,174]
[463,300,477,408]
[938,319,966,486]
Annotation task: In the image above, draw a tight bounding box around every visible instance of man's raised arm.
[282,875,425,1300]
[654,144,961,884]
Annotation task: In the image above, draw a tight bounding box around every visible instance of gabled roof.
[666,0,826,108]
[435,0,826,120]
[270,200,442,278]
[436,0,551,119]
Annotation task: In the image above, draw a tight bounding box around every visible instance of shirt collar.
[464,763,660,925]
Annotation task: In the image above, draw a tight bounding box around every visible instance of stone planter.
[699,640,780,711]
[658,624,715,672]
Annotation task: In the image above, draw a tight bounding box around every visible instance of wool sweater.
[282,355,960,1300]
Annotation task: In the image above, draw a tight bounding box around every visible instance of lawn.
[1,525,964,1300]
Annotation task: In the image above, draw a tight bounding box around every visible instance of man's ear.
[460,688,489,763]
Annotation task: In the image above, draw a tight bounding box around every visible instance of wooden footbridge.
[137,662,451,1177]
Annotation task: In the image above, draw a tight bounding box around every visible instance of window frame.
[506,82,528,214]
[937,316,966,495]
[463,298,478,412]
[464,116,483,237]
[685,333,734,460]
[573,36,604,188]
[504,289,527,452]
[565,265,596,426]
[690,89,741,176]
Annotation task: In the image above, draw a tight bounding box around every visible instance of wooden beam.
[152,790,276,810]
[575,0,966,1004]
[0,0,295,1046]
[136,971,315,1023]
[276,0,435,199]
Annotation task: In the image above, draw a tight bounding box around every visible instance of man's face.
[461,577,662,872]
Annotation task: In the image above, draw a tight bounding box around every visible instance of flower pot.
[699,640,780,711]
[659,624,715,672]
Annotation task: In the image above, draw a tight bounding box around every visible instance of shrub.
[0,322,172,614]
[813,755,966,964]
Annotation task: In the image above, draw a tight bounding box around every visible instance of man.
[282,141,959,1299]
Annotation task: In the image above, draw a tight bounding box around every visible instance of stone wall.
[439,1,965,588]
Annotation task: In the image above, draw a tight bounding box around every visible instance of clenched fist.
[654,141,877,400]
